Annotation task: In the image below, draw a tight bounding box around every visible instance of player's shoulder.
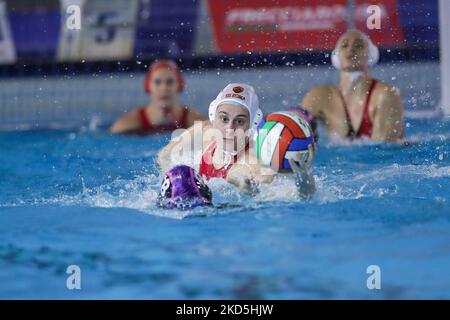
[303,85,339,106]
[118,108,142,125]
[374,79,401,97]
[119,108,143,123]
[371,79,403,115]
[306,84,337,97]
[302,84,339,115]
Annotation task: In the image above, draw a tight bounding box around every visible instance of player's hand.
[288,154,316,200]
[226,171,259,196]
[305,143,316,168]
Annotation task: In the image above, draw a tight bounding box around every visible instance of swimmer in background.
[158,83,315,197]
[111,60,207,135]
[301,30,404,142]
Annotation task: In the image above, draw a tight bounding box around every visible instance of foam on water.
[3,160,447,220]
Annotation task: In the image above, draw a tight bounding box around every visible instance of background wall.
[0,0,440,65]
[0,0,443,130]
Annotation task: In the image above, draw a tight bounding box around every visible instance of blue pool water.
[0,116,449,299]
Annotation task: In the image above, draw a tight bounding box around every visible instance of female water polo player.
[301,30,404,142]
[111,59,207,135]
[158,83,315,197]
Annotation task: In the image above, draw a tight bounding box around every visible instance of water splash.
[2,163,449,219]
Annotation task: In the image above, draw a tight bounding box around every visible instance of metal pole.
[439,0,450,115]
[347,0,356,30]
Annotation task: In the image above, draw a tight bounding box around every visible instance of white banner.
[57,0,86,61]
[58,0,138,62]
[439,0,450,115]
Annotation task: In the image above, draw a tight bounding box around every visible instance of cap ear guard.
[248,108,263,136]
[193,171,212,204]
[331,48,341,69]
[208,98,218,125]
[253,108,263,128]
[157,175,173,206]
[331,33,380,69]
[367,41,380,66]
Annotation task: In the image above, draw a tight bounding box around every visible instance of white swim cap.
[331,31,380,69]
[208,83,263,135]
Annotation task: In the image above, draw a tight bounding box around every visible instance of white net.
[0,60,442,130]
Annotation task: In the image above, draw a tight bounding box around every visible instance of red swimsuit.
[138,106,189,134]
[338,79,378,139]
[199,141,248,180]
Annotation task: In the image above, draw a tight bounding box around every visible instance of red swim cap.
[144,60,185,94]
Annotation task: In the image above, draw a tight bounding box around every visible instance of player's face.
[214,104,250,153]
[338,32,370,72]
[150,68,179,105]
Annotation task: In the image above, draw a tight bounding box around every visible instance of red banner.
[208,0,404,54]
[355,0,404,48]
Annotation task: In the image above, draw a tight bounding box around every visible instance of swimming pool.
[0,115,449,299]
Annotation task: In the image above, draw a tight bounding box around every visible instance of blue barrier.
[398,0,439,47]
[134,0,199,58]
[8,11,60,59]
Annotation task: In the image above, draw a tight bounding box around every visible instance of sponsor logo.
[225,5,347,32]
[225,93,246,100]
[233,86,244,93]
